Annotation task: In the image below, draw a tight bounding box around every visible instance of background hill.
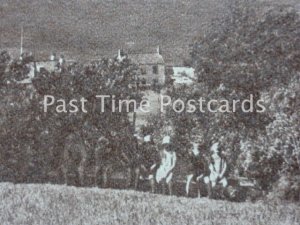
[1,0,298,64]
[0,0,228,64]
[0,182,299,225]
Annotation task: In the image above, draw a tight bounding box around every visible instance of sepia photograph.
[0,0,299,224]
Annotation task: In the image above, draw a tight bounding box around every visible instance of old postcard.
[0,0,299,224]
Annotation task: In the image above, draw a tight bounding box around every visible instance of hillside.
[1,0,298,64]
[0,182,299,225]
[0,0,226,64]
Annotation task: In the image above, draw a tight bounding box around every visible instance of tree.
[0,54,141,186]
[239,75,300,198]
[169,0,300,199]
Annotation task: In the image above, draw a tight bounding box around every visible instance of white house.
[20,54,75,84]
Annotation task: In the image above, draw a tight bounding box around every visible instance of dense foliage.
[0,55,141,186]
[169,1,300,200]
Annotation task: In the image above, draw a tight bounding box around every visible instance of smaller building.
[26,60,58,83]
[20,54,72,84]
[171,66,196,87]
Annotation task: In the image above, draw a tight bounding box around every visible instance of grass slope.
[0,182,299,225]
[1,0,299,63]
[1,0,298,63]
[0,0,228,64]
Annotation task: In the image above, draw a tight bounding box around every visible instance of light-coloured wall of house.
[139,65,165,85]
[36,61,57,72]
[27,61,57,80]
[158,65,165,84]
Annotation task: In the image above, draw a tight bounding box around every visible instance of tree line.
[167,1,300,201]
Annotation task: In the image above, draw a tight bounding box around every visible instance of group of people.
[136,134,228,198]
[137,134,177,195]
[186,141,228,198]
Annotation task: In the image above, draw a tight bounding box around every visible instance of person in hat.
[122,132,142,190]
[185,142,208,197]
[204,142,228,198]
[156,135,177,195]
[94,136,113,187]
[139,134,159,193]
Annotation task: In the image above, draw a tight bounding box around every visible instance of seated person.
[186,142,207,197]
[156,135,177,195]
[139,135,160,193]
[204,142,228,198]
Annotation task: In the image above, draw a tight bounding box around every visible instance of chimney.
[20,25,24,60]
[50,52,56,61]
[117,49,125,62]
[59,55,65,65]
[157,46,160,55]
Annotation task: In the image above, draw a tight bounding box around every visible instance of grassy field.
[0,182,299,225]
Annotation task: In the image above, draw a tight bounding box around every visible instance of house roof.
[128,53,164,65]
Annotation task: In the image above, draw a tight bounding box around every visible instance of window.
[141,78,147,85]
[141,67,146,75]
[152,65,158,74]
